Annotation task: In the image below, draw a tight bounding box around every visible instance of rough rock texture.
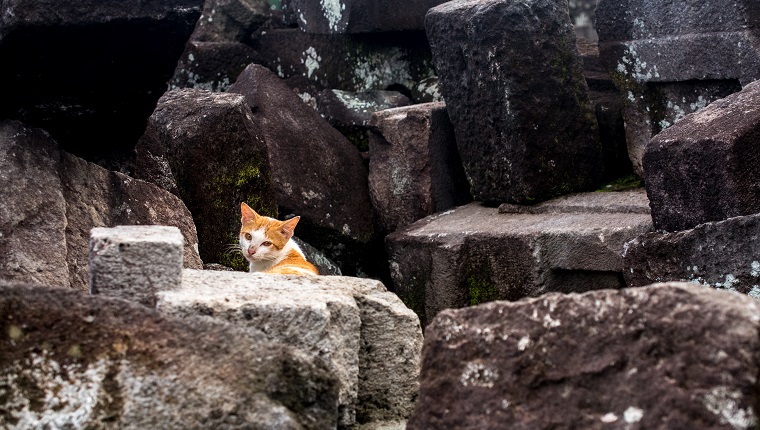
[643,79,760,232]
[317,90,411,128]
[169,41,261,92]
[0,0,203,164]
[229,64,375,275]
[623,213,760,296]
[408,282,760,429]
[0,282,339,429]
[0,120,203,291]
[289,0,448,33]
[134,89,277,271]
[426,0,602,203]
[252,29,435,94]
[191,0,270,42]
[570,0,599,41]
[158,270,423,428]
[596,0,759,177]
[387,190,653,326]
[90,226,184,307]
[368,102,472,233]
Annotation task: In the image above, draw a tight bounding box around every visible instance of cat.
[239,202,319,276]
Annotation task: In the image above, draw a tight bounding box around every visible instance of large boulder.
[133,89,277,270]
[386,190,653,326]
[643,79,760,232]
[288,0,448,33]
[157,270,423,428]
[409,282,760,429]
[0,120,203,291]
[596,0,759,177]
[0,282,339,429]
[368,102,471,233]
[0,0,203,165]
[229,64,375,275]
[425,0,602,203]
[623,213,760,296]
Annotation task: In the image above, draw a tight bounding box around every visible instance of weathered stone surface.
[643,80,760,232]
[0,282,339,429]
[409,282,760,429]
[90,226,184,307]
[229,64,375,275]
[596,0,759,177]
[157,270,423,427]
[191,0,270,42]
[169,41,261,92]
[288,0,447,33]
[368,102,471,233]
[293,237,343,276]
[570,0,599,41]
[252,29,435,94]
[0,120,202,291]
[0,0,203,164]
[317,90,411,128]
[426,0,602,204]
[387,190,653,326]
[135,89,277,270]
[623,213,760,297]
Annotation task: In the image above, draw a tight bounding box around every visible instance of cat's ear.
[241,202,260,223]
[279,216,300,240]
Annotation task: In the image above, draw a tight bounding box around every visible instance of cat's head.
[239,202,299,264]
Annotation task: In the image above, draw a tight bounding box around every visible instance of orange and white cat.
[239,202,319,276]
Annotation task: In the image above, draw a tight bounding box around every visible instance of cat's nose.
[247,247,256,256]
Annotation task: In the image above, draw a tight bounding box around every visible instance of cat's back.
[265,246,319,276]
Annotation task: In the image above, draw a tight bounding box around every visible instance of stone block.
[368,102,471,233]
[317,90,411,128]
[643,80,760,232]
[157,270,423,428]
[597,0,760,177]
[409,282,760,429]
[169,41,261,92]
[386,190,653,326]
[89,226,184,307]
[0,282,339,429]
[0,0,203,163]
[288,0,448,33]
[425,0,602,203]
[191,0,270,42]
[624,213,760,297]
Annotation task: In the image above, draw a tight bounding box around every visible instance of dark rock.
[288,0,448,33]
[134,89,278,270]
[624,213,760,296]
[368,102,471,233]
[386,190,653,326]
[169,41,262,92]
[0,0,203,165]
[229,64,375,275]
[317,90,411,128]
[252,29,435,93]
[0,120,203,291]
[596,0,759,177]
[643,80,760,232]
[191,0,271,42]
[410,77,443,104]
[426,0,603,204]
[409,282,760,429]
[570,0,599,41]
[292,237,343,276]
[0,282,339,429]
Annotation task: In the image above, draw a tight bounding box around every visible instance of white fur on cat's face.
[239,227,280,267]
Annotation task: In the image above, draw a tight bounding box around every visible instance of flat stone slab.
[409,282,760,429]
[387,190,653,326]
[157,270,423,427]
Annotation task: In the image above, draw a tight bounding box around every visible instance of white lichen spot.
[601,412,619,423]
[751,261,760,277]
[517,335,531,351]
[341,224,351,235]
[543,314,561,328]
[703,386,758,429]
[460,362,500,388]
[749,286,760,299]
[301,47,321,79]
[352,48,412,91]
[188,53,195,63]
[319,0,344,32]
[624,406,644,423]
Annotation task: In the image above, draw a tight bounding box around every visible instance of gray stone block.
[597,0,760,177]
[387,190,653,326]
[425,0,602,203]
[409,282,760,429]
[288,0,448,33]
[90,226,184,307]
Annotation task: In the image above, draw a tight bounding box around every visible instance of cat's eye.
[262,241,273,246]
[244,233,252,240]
